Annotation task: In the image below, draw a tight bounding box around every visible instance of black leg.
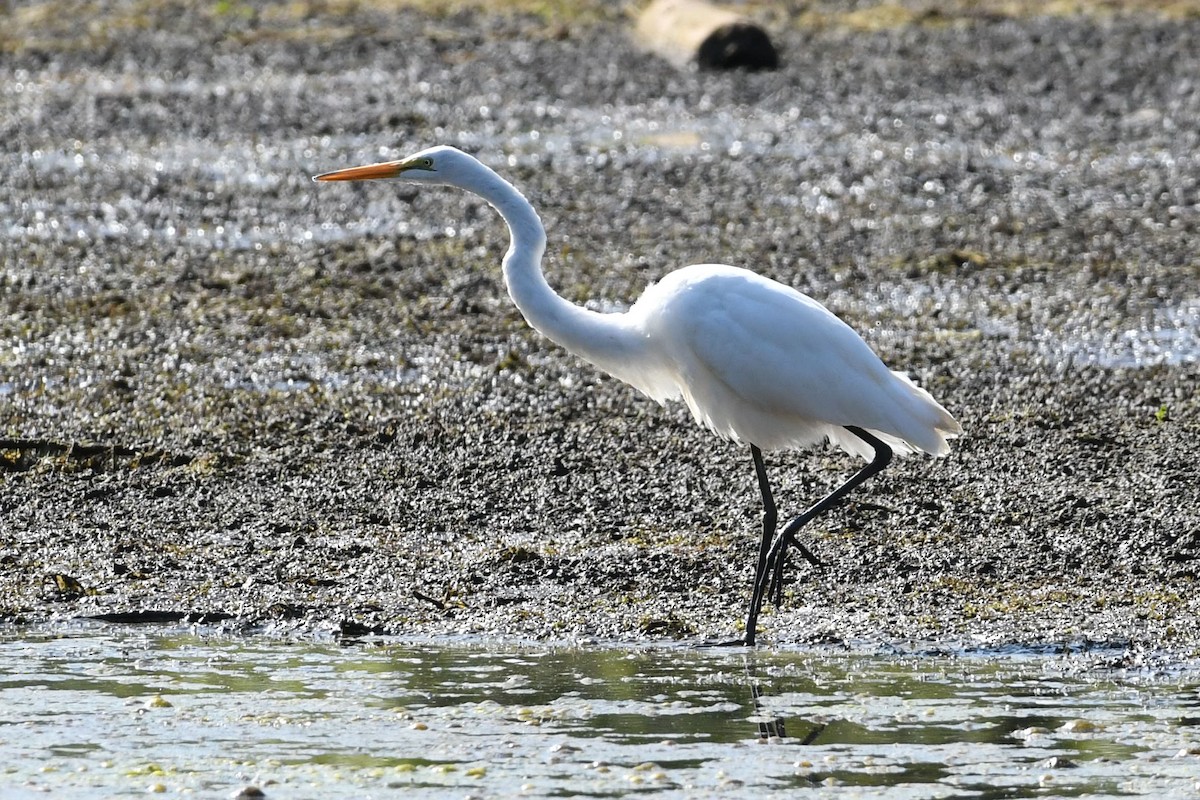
[698,448,787,649]
[744,445,821,646]
[748,445,776,621]
[743,426,893,646]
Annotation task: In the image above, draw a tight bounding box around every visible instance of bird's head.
[312,145,472,187]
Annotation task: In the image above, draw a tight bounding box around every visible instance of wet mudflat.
[3,625,1200,799]
[1,1,1199,651]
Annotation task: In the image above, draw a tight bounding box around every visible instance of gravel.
[2,1,1198,657]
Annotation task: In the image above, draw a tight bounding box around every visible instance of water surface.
[2,626,1199,798]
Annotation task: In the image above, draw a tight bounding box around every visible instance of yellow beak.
[312,160,406,182]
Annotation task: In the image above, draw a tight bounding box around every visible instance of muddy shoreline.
[2,2,1198,656]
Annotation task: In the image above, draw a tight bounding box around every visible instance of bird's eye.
[421,158,435,169]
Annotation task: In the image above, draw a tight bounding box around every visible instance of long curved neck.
[457,163,645,381]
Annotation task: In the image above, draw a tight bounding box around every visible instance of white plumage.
[621,263,958,458]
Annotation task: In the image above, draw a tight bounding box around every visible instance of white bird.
[314,146,961,646]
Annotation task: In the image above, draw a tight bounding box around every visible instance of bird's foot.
[768,537,823,607]
[793,539,824,569]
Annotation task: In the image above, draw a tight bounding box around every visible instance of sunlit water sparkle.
[2,626,1199,799]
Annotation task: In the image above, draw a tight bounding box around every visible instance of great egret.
[314,146,961,646]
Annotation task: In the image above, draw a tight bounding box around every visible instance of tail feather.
[887,370,961,456]
[832,371,960,459]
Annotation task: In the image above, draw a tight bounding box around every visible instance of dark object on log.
[635,0,779,70]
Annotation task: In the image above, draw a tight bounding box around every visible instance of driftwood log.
[634,0,778,70]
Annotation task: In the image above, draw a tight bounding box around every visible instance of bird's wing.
[646,266,908,446]
[697,274,892,418]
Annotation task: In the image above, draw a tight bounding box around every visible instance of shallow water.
[2,627,1199,799]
